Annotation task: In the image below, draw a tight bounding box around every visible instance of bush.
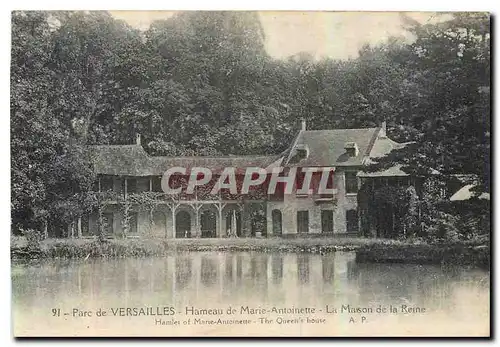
[21,228,43,250]
[426,211,460,243]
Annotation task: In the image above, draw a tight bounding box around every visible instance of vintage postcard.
[10,10,490,337]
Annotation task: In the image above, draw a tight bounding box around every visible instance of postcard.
[10,10,490,337]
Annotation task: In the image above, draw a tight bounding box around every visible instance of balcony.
[313,190,338,204]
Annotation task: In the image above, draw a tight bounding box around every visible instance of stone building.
[69,121,407,239]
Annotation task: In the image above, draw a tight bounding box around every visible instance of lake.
[12,251,490,337]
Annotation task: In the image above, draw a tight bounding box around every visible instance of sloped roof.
[367,136,407,159]
[358,136,410,177]
[285,128,380,167]
[450,184,490,201]
[90,126,409,176]
[357,164,409,177]
[90,145,281,176]
[152,155,282,175]
[90,145,152,176]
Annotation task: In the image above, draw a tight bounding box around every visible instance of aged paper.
[11,10,490,337]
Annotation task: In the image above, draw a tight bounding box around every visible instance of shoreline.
[10,237,490,268]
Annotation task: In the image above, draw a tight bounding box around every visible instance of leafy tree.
[370,13,490,193]
[11,11,96,233]
[49,11,145,144]
[11,10,490,241]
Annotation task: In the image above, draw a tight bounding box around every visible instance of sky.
[110,11,444,60]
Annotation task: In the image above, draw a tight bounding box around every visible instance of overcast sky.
[110,11,443,60]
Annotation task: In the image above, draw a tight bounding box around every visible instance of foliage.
[11,12,97,233]
[367,13,490,193]
[120,199,131,238]
[358,182,419,239]
[96,204,107,243]
[424,211,460,243]
[21,228,43,250]
[11,11,490,240]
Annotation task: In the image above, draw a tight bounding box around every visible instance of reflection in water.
[236,254,243,281]
[297,254,310,284]
[12,251,490,331]
[175,257,192,290]
[225,255,233,283]
[200,257,217,287]
[249,255,267,282]
[322,255,335,283]
[271,255,283,284]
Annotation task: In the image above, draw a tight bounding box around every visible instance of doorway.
[176,211,191,238]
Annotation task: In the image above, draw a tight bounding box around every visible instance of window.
[344,142,359,157]
[136,178,150,193]
[321,210,334,233]
[345,171,358,194]
[126,178,137,194]
[152,176,163,192]
[289,145,309,164]
[272,210,282,235]
[295,171,306,194]
[297,210,309,234]
[100,176,114,192]
[346,209,359,233]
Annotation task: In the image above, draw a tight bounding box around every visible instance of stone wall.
[86,169,361,238]
[266,169,360,236]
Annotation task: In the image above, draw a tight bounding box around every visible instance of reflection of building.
[53,253,358,305]
[61,121,408,239]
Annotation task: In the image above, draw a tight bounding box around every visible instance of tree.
[49,11,146,144]
[11,11,96,233]
[368,13,490,193]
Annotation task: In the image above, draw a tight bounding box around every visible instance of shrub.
[21,228,43,250]
[426,211,460,243]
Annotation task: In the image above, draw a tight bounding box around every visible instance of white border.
[1,1,496,346]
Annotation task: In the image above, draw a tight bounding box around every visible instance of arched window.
[272,210,282,235]
[176,211,191,238]
[200,209,217,238]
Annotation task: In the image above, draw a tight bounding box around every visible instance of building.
[66,121,408,239]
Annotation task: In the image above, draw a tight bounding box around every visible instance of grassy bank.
[11,236,401,258]
[356,242,490,269]
[10,236,490,268]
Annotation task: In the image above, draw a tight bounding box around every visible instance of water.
[12,252,490,337]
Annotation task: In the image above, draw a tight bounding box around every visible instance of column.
[171,206,176,239]
[164,209,169,238]
[194,206,201,238]
[242,203,252,237]
[77,217,82,238]
[124,178,128,199]
[43,221,48,239]
[219,254,224,296]
[217,207,223,238]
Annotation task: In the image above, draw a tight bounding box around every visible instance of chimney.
[301,119,306,131]
[344,142,359,157]
[380,121,387,138]
[136,133,141,146]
